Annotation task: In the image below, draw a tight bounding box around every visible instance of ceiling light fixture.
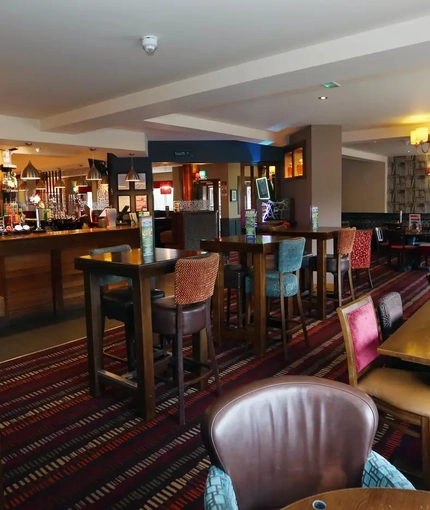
[35,147,40,152]
[35,178,47,190]
[54,169,66,189]
[86,148,102,181]
[25,142,33,146]
[126,153,140,182]
[410,127,429,153]
[318,96,328,100]
[21,160,40,180]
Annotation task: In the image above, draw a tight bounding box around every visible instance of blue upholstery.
[204,451,414,510]
[362,451,415,489]
[204,466,238,510]
[89,244,132,287]
[245,238,305,298]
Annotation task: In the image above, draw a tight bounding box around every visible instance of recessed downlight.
[25,142,33,146]
[35,147,40,152]
[319,96,328,100]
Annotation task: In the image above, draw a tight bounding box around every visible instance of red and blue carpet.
[1,263,429,509]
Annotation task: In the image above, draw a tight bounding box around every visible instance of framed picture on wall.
[230,189,237,202]
[118,195,131,211]
[134,174,147,190]
[117,174,129,190]
[135,194,148,212]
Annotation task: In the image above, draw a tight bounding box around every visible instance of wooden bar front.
[0,227,139,323]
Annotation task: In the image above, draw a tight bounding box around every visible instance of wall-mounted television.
[255,177,271,200]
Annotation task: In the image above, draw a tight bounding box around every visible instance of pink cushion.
[347,301,380,373]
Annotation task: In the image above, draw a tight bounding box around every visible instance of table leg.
[253,253,267,357]
[51,249,64,315]
[316,239,327,320]
[132,276,156,421]
[212,253,225,346]
[192,329,208,391]
[83,272,103,397]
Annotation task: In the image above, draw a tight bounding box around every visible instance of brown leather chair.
[201,376,379,509]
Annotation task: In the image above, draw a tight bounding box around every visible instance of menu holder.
[310,205,318,230]
[139,212,154,262]
[245,209,257,239]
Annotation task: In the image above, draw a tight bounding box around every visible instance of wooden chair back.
[337,294,382,387]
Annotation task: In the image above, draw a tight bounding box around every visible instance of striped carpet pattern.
[1,263,429,509]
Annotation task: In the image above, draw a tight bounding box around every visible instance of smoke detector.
[141,35,158,54]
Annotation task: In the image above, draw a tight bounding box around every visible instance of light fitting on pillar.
[21,160,40,180]
[410,127,430,153]
[86,148,102,181]
[126,153,140,182]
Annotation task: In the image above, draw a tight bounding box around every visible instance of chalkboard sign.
[256,177,270,200]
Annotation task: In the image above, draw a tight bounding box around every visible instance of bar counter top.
[0,225,140,323]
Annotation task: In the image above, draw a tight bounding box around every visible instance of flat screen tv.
[256,177,271,200]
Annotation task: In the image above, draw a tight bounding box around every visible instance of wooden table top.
[75,247,200,278]
[200,235,296,254]
[282,487,430,509]
[377,301,430,366]
[259,225,340,240]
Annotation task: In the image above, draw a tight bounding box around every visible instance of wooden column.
[182,165,194,201]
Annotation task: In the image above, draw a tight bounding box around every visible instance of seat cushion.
[245,271,298,298]
[300,252,313,269]
[224,265,248,289]
[358,367,430,418]
[102,287,165,321]
[309,254,350,274]
[151,296,206,335]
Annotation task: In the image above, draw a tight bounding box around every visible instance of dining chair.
[385,229,417,269]
[374,227,389,263]
[245,237,309,361]
[151,253,222,425]
[89,245,165,372]
[350,229,373,289]
[201,376,414,510]
[376,292,404,341]
[337,294,430,488]
[308,227,356,308]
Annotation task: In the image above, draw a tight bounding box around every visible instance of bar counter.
[0,226,139,323]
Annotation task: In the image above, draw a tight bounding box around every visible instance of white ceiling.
[2,0,430,157]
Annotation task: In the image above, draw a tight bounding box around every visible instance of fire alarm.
[141,35,158,54]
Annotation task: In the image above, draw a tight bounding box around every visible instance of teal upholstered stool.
[245,237,309,360]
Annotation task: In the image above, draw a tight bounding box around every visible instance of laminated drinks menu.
[310,206,318,230]
[139,212,154,261]
[409,213,422,233]
[245,209,256,238]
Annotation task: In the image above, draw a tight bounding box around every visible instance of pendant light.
[101,173,109,185]
[54,169,66,189]
[35,177,47,190]
[77,175,87,186]
[19,180,28,190]
[126,153,140,182]
[21,160,40,180]
[86,148,102,181]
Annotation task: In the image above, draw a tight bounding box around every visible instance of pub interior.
[2,2,430,509]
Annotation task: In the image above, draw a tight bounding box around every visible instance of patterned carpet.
[1,263,429,509]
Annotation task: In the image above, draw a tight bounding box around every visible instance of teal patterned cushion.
[362,451,415,489]
[278,238,305,273]
[204,466,238,510]
[245,271,298,298]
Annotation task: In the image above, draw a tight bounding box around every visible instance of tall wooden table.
[75,247,201,421]
[282,487,430,509]
[377,300,430,366]
[260,227,340,320]
[200,235,289,358]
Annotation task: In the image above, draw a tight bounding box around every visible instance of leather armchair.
[201,376,414,510]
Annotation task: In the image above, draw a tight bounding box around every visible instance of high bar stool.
[151,253,222,425]
[89,244,165,372]
[224,263,249,328]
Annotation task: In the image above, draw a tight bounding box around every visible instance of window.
[153,188,174,211]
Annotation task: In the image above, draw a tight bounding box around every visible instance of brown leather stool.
[90,245,165,372]
[151,253,222,425]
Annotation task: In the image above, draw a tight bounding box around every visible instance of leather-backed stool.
[151,253,222,425]
[89,245,165,372]
[224,264,248,328]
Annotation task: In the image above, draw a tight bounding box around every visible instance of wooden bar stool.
[151,253,222,425]
[224,264,248,328]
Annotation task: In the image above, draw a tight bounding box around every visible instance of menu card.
[310,205,319,230]
[245,209,257,238]
[139,212,154,262]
